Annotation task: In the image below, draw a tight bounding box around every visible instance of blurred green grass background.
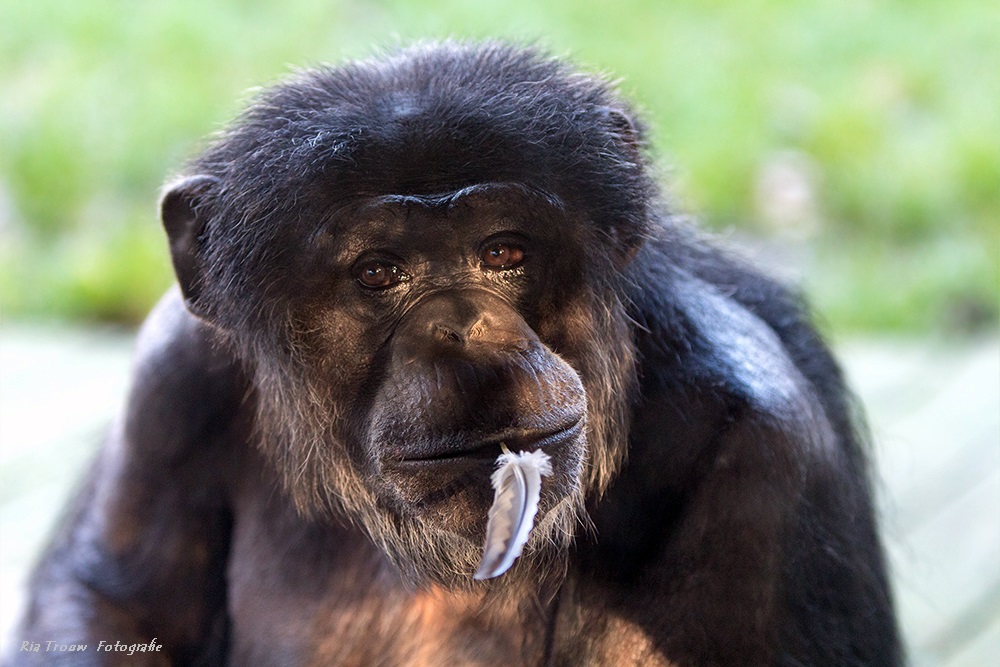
[1,0,997,333]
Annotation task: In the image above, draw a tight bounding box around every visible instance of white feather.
[473,446,553,580]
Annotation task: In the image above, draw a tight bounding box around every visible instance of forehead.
[241,58,592,201]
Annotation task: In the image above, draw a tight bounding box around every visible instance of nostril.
[432,323,466,345]
[466,319,487,341]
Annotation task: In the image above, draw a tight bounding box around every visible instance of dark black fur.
[9,42,900,666]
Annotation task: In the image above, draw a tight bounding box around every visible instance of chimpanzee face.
[158,49,644,583]
[279,182,589,541]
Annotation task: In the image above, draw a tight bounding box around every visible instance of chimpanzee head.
[159,42,655,586]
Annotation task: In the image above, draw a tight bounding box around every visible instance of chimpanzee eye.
[480,242,525,270]
[355,260,407,289]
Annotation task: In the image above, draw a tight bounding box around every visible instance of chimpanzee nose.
[419,293,480,347]
[398,290,538,359]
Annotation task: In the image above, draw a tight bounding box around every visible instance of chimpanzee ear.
[160,174,220,318]
[600,107,648,268]
[602,107,642,156]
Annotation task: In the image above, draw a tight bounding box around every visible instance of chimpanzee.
[10,41,901,666]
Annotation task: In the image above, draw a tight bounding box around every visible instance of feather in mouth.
[473,444,553,580]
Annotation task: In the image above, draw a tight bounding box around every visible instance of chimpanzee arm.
[10,290,244,665]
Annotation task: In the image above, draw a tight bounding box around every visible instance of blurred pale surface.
[1,327,997,665]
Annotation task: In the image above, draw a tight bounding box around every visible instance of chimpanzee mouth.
[378,418,583,516]
[389,419,583,468]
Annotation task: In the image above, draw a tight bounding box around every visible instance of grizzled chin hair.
[373,492,584,592]
[237,275,637,589]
